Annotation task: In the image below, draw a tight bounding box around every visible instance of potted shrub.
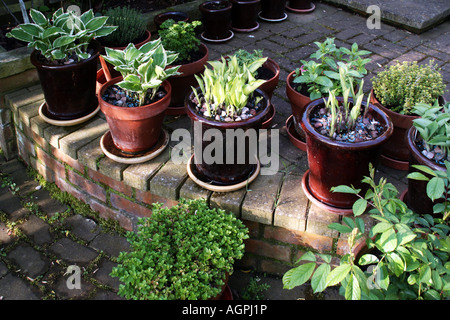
[230,0,260,32]
[6,8,117,123]
[158,19,209,115]
[154,11,189,30]
[370,60,446,170]
[259,0,288,22]
[286,0,315,13]
[111,198,249,300]
[185,55,270,191]
[404,101,449,215]
[98,39,181,160]
[286,38,371,149]
[199,0,234,42]
[301,71,393,210]
[283,164,449,300]
[97,6,151,87]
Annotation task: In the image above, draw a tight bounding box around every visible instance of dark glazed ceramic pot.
[30,41,100,121]
[99,77,171,153]
[259,0,287,21]
[154,11,189,30]
[406,126,445,216]
[286,0,315,12]
[301,97,393,209]
[230,0,260,32]
[185,88,270,186]
[199,0,233,41]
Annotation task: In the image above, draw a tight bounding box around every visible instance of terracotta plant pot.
[301,97,393,209]
[286,0,315,12]
[258,57,280,99]
[98,77,171,153]
[165,43,209,115]
[230,0,260,32]
[30,42,100,121]
[286,70,311,140]
[154,11,189,30]
[405,126,445,216]
[259,0,288,21]
[199,0,233,42]
[186,88,270,186]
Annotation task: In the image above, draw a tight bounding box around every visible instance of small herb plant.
[192,55,267,119]
[101,6,148,47]
[293,38,371,100]
[7,8,117,63]
[101,38,180,106]
[411,101,450,164]
[232,49,264,67]
[372,60,446,115]
[282,164,450,300]
[111,198,249,300]
[158,19,202,63]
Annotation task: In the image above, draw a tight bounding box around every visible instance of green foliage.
[372,60,446,115]
[6,8,117,62]
[283,164,450,300]
[232,49,264,67]
[158,19,201,63]
[193,55,267,118]
[294,38,371,100]
[101,38,181,106]
[101,6,148,47]
[110,198,249,300]
[241,275,271,300]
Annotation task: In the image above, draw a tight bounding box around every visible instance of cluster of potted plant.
[111,198,249,300]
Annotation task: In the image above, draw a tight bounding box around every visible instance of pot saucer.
[201,30,234,43]
[286,115,307,151]
[100,129,169,164]
[262,103,276,129]
[301,169,354,216]
[258,12,288,22]
[286,2,316,13]
[187,154,260,192]
[380,154,409,171]
[39,101,100,127]
[231,22,259,33]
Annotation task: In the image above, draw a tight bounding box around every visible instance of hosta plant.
[101,38,181,106]
[110,198,249,300]
[283,164,450,300]
[7,8,117,63]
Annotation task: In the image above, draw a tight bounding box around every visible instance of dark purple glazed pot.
[260,0,287,20]
[199,0,233,41]
[287,0,313,10]
[230,0,260,32]
[301,97,393,209]
[30,41,100,121]
[185,88,270,186]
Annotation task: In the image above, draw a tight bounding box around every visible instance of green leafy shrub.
[100,6,148,47]
[372,60,446,115]
[232,49,264,67]
[158,19,201,63]
[110,198,249,300]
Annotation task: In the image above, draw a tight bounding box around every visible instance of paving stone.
[149,159,188,200]
[0,273,41,300]
[50,238,98,265]
[92,258,120,291]
[0,222,17,247]
[6,244,50,278]
[89,232,130,258]
[64,214,101,242]
[52,274,96,300]
[0,260,8,277]
[0,192,30,221]
[30,188,69,218]
[18,215,53,245]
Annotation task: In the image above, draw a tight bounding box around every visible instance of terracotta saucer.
[380,154,409,171]
[258,12,288,22]
[301,169,354,216]
[201,30,234,43]
[286,2,316,13]
[100,129,169,164]
[286,115,307,151]
[187,154,260,192]
[39,101,100,127]
[262,103,276,129]
[231,22,260,33]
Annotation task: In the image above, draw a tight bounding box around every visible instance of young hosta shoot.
[7,8,117,62]
[101,39,181,106]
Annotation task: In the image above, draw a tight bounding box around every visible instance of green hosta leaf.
[311,263,330,293]
[117,80,142,93]
[20,23,43,37]
[6,28,34,42]
[94,25,118,38]
[42,26,63,39]
[282,263,316,290]
[51,49,65,60]
[326,264,351,287]
[85,16,109,32]
[53,35,76,48]
[29,8,48,26]
[80,10,94,25]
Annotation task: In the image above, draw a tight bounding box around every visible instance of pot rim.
[406,126,446,171]
[200,0,233,12]
[301,96,394,151]
[170,42,209,73]
[286,70,310,100]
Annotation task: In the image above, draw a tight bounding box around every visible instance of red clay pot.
[165,43,209,114]
[30,42,100,121]
[260,0,287,20]
[302,97,393,209]
[154,11,189,30]
[199,0,233,41]
[286,70,311,139]
[259,58,280,100]
[230,0,260,32]
[98,77,171,153]
[405,126,445,216]
[185,88,270,186]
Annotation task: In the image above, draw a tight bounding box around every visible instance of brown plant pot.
[301,97,393,209]
[259,0,288,21]
[230,0,260,32]
[199,0,233,41]
[185,88,270,186]
[405,126,445,216]
[286,0,315,12]
[259,57,280,100]
[30,42,100,121]
[98,77,171,153]
[154,11,189,30]
[286,70,311,140]
[165,43,209,115]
